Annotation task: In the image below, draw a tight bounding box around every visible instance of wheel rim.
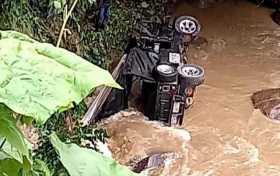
[180,66,201,77]
[179,18,197,34]
[157,64,175,74]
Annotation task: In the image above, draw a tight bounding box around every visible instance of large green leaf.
[0,30,120,124]
[0,146,51,176]
[50,133,139,176]
[0,140,22,163]
[0,104,28,159]
[0,158,22,176]
[0,149,31,176]
[0,154,34,176]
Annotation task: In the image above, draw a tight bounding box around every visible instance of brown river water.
[101,1,280,175]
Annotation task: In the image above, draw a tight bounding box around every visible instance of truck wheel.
[154,63,178,83]
[177,64,204,86]
[175,16,201,37]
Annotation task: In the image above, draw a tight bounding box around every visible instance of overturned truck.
[87,15,205,127]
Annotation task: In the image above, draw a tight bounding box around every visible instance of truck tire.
[154,63,178,83]
[177,64,205,86]
[174,16,201,38]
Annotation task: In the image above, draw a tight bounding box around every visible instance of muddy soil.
[102,1,280,175]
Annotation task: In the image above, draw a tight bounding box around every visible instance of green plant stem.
[56,0,79,47]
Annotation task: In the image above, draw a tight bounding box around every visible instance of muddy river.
[102,1,280,175]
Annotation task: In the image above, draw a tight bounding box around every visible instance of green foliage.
[0,105,28,159]
[0,0,165,175]
[50,133,139,176]
[0,0,133,68]
[78,1,134,68]
[51,0,66,11]
[0,157,23,176]
[0,30,120,124]
[34,102,109,176]
[0,155,51,176]
[0,105,50,176]
[32,159,52,176]
[0,0,50,41]
[0,30,123,175]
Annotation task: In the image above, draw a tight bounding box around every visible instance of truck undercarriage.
[97,14,205,126]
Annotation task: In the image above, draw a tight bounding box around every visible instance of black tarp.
[97,47,159,119]
[123,47,159,82]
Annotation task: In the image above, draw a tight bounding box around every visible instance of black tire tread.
[178,64,205,87]
[174,16,201,37]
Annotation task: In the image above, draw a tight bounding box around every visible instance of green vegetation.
[0,0,133,69]
[0,1,136,174]
[0,31,138,176]
[50,133,138,176]
[0,0,166,175]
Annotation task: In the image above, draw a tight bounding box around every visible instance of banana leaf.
[0,30,120,124]
[0,104,28,161]
[50,133,140,176]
